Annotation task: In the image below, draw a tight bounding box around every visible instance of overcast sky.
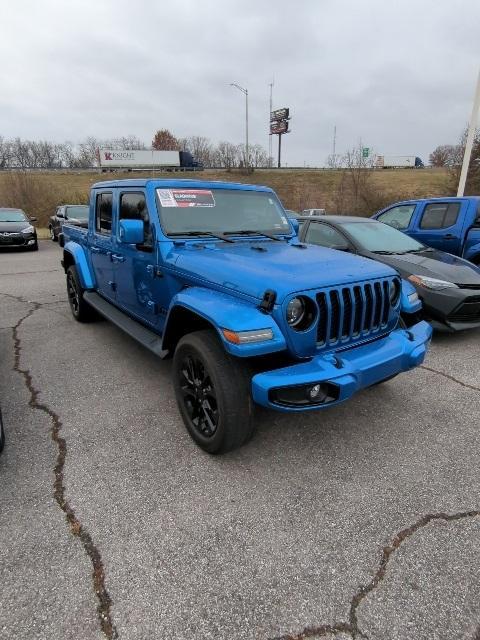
[1,0,479,166]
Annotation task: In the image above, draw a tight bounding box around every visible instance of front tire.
[66,265,97,322]
[173,330,254,454]
[49,226,57,242]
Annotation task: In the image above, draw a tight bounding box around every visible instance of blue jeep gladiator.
[61,179,431,453]
[374,196,480,265]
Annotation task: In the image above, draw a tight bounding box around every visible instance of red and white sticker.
[157,188,215,208]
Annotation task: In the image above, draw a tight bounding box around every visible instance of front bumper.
[251,320,432,411]
[421,287,480,332]
[0,233,36,248]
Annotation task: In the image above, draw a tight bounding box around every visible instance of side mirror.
[29,216,37,222]
[119,219,144,244]
[57,212,64,219]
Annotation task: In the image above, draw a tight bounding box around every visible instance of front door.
[113,191,168,330]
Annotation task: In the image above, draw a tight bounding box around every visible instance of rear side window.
[377,204,415,230]
[119,192,152,246]
[305,222,349,248]
[95,193,112,234]
[420,203,460,229]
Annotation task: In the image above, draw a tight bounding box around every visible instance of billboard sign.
[270,120,289,134]
[270,107,289,122]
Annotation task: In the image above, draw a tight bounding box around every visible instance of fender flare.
[463,240,480,264]
[162,287,286,357]
[63,241,95,290]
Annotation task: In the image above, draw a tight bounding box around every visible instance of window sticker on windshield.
[157,188,215,208]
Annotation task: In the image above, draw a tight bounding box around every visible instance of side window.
[305,222,349,248]
[377,205,415,230]
[420,203,460,230]
[119,192,151,246]
[95,193,112,234]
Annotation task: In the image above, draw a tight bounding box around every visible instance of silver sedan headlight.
[21,225,35,235]
[408,275,458,291]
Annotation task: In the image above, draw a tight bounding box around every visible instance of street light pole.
[230,83,249,168]
[457,68,480,197]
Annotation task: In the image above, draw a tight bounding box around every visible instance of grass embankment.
[0,168,450,228]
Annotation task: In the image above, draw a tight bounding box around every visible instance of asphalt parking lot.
[1,240,479,640]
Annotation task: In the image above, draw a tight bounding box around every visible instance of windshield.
[66,205,88,220]
[341,221,425,252]
[156,188,291,236]
[0,209,28,222]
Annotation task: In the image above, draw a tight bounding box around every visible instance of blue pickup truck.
[374,196,480,264]
[60,179,431,453]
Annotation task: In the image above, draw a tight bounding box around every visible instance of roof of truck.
[91,178,274,192]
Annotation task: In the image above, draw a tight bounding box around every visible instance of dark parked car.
[0,208,38,251]
[49,204,88,241]
[298,215,480,332]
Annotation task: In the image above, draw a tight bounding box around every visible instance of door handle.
[91,246,101,253]
[443,234,457,239]
[111,253,125,263]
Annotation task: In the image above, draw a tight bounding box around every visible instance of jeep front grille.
[316,280,394,347]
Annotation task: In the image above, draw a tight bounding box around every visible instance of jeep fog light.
[222,328,273,344]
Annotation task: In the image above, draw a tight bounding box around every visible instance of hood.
[173,240,397,302]
[67,218,88,227]
[0,220,33,233]
[366,249,480,286]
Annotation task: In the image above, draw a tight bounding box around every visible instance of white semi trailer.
[376,155,424,169]
[97,149,201,171]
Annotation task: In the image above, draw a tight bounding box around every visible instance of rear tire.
[66,265,97,322]
[49,226,58,242]
[173,330,254,454]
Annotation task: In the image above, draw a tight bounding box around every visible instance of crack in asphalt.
[4,293,118,639]
[273,510,480,639]
[420,364,480,392]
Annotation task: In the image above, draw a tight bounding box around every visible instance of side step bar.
[84,292,169,358]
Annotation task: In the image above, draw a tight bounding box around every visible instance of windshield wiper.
[404,247,434,253]
[168,231,235,243]
[371,250,398,255]
[224,229,285,241]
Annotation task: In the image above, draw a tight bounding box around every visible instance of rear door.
[409,201,464,254]
[90,191,116,302]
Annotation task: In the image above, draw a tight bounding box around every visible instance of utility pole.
[268,78,274,167]
[332,125,337,166]
[457,68,480,197]
[230,83,249,168]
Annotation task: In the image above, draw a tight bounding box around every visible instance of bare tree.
[184,136,213,167]
[429,144,461,167]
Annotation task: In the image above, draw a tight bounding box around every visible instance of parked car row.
[296,215,480,332]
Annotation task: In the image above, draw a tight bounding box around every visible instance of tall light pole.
[457,68,480,197]
[230,83,249,168]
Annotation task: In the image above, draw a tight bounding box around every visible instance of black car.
[0,208,38,251]
[298,215,480,332]
[48,204,88,241]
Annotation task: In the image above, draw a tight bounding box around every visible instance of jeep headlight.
[22,225,35,235]
[286,297,305,327]
[389,279,401,306]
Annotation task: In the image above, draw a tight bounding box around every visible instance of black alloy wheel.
[179,355,218,438]
[66,265,97,322]
[173,330,254,454]
[67,269,80,317]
